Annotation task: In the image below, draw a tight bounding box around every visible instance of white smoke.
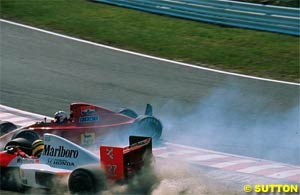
[93,82,299,194]
[159,83,300,165]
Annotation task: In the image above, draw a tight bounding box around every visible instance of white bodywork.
[20,164,71,188]
[19,133,100,188]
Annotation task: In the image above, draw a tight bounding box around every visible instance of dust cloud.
[101,158,243,195]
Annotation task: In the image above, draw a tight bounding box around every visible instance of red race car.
[0,102,162,149]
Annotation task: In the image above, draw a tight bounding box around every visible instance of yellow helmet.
[32,139,44,157]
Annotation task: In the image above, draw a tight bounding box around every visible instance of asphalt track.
[0,21,299,166]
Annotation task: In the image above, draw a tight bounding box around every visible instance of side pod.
[100,136,152,180]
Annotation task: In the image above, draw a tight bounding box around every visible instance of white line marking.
[153,147,168,151]
[6,116,32,123]
[238,164,285,173]
[1,19,299,86]
[0,104,49,119]
[17,121,36,127]
[165,142,224,153]
[268,169,300,178]
[155,150,198,158]
[165,142,300,168]
[187,154,227,161]
[0,113,15,118]
[211,159,255,168]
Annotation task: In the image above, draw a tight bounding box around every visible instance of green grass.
[1,0,299,82]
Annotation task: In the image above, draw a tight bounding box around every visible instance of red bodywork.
[0,147,38,168]
[100,136,152,180]
[0,103,135,147]
[0,150,19,167]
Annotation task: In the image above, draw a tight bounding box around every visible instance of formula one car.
[0,131,153,193]
[0,102,162,149]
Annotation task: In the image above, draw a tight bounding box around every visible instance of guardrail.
[93,0,300,36]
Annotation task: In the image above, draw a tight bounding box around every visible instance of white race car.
[0,130,153,193]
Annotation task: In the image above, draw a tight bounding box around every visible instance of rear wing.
[100,136,152,180]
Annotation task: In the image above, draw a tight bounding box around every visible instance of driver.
[54,111,68,123]
[31,139,44,158]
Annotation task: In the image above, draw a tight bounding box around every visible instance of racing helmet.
[54,111,68,123]
[32,139,44,157]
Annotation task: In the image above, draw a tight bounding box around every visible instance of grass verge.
[1,0,299,82]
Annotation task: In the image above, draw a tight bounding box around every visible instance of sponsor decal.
[106,148,114,160]
[79,105,99,123]
[79,115,99,123]
[44,135,51,142]
[107,164,117,176]
[81,106,96,115]
[16,157,35,164]
[81,132,95,146]
[47,158,75,167]
[43,145,79,158]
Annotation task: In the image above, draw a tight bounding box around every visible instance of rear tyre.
[68,165,106,194]
[0,121,17,136]
[134,116,162,140]
[11,129,40,144]
[119,108,138,118]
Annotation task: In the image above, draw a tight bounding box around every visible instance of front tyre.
[0,167,24,191]
[134,116,162,140]
[68,165,106,194]
[119,108,138,118]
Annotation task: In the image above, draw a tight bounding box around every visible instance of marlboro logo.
[43,145,79,158]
